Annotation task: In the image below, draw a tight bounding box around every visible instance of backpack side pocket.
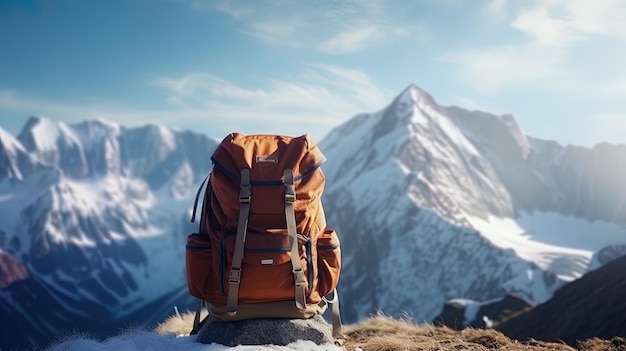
[186,233,212,300]
[316,229,341,297]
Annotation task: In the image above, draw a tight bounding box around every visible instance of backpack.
[185,133,342,337]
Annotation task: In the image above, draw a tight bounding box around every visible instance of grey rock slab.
[196,315,334,346]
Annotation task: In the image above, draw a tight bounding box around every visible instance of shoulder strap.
[284,169,307,311]
[226,169,251,316]
[190,174,210,223]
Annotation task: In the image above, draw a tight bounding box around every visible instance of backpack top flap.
[210,133,326,184]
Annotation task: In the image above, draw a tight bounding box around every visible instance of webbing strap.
[190,300,206,335]
[226,169,251,316]
[190,174,210,222]
[192,300,203,331]
[330,289,344,339]
[283,169,307,311]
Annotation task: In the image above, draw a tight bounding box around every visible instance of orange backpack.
[186,133,342,336]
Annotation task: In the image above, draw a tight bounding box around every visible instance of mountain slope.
[495,254,626,345]
[320,84,626,323]
[0,117,218,349]
[445,106,626,224]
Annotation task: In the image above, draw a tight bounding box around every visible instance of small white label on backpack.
[261,259,274,265]
[256,155,278,164]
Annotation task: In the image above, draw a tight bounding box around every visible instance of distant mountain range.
[1,84,625,349]
[0,118,217,349]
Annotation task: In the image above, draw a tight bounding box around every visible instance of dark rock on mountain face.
[432,300,466,330]
[468,294,533,328]
[495,255,626,346]
[433,294,533,330]
[589,244,626,270]
[0,250,28,288]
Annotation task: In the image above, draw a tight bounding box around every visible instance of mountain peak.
[0,126,30,180]
[129,123,178,151]
[0,125,24,152]
[17,116,77,152]
[397,83,439,109]
[73,118,122,136]
[22,115,54,129]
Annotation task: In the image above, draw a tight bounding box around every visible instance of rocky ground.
[156,312,625,351]
[343,316,625,351]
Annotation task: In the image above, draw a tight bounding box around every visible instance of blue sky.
[1,0,625,146]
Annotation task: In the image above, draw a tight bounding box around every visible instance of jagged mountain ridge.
[0,84,625,348]
[0,117,218,349]
[444,106,626,224]
[320,86,557,323]
[319,84,626,323]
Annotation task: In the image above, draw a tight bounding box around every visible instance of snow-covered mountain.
[319,84,626,323]
[1,84,625,349]
[0,117,218,349]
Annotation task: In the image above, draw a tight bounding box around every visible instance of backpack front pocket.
[185,233,212,300]
[219,230,311,303]
[316,229,341,297]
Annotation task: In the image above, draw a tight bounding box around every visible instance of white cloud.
[0,65,391,141]
[317,25,411,54]
[246,19,305,47]
[589,113,626,146]
[0,90,200,130]
[152,65,390,139]
[442,44,562,94]
[186,0,420,53]
[0,91,113,122]
[600,78,626,96]
[483,0,508,22]
[495,0,626,41]
[300,64,386,105]
[560,0,626,38]
[446,0,626,94]
[318,26,383,54]
[511,6,582,46]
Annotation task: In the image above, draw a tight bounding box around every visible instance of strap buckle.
[229,268,242,284]
[239,185,251,204]
[285,184,296,203]
[293,268,306,286]
[284,169,296,203]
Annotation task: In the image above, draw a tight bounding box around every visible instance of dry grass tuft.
[576,337,626,351]
[154,311,198,336]
[154,312,623,351]
[342,315,582,351]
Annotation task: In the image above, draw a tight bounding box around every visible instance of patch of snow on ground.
[45,332,342,351]
[466,211,626,280]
